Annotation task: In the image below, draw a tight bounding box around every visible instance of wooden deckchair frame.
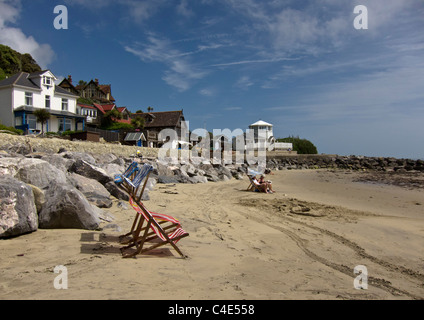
[119,200,181,245]
[120,198,189,258]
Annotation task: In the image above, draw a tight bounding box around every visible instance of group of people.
[252,174,276,194]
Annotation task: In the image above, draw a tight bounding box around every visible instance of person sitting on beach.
[258,175,275,193]
[252,176,269,193]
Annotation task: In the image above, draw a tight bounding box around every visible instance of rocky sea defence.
[1,133,423,237]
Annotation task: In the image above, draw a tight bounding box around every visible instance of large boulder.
[69,159,113,185]
[0,175,38,238]
[0,157,68,190]
[39,181,100,230]
[67,173,113,208]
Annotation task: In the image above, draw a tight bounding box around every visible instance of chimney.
[95,78,99,86]
[68,75,72,84]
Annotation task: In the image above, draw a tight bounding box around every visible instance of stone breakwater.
[266,154,424,172]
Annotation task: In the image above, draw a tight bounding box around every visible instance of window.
[43,76,52,86]
[27,114,37,130]
[25,92,33,106]
[59,118,72,132]
[45,95,50,109]
[62,98,68,111]
[15,116,23,126]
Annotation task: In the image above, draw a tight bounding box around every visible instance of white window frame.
[62,98,68,111]
[25,92,33,106]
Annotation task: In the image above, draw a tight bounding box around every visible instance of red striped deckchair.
[119,196,181,245]
[120,197,189,258]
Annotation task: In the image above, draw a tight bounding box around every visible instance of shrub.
[277,136,318,154]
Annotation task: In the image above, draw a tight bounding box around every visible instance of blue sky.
[1,0,423,159]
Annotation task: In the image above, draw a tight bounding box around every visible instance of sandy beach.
[0,169,423,300]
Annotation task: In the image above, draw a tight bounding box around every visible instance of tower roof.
[250,120,273,127]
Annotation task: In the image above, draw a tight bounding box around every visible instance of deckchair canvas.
[120,197,189,258]
[114,161,138,184]
[120,163,153,203]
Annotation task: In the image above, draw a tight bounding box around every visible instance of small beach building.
[248,120,275,149]
[0,70,84,134]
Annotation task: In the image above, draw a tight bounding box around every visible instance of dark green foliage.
[33,109,51,135]
[0,44,41,80]
[131,116,145,129]
[276,136,318,154]
[0,123,23,135]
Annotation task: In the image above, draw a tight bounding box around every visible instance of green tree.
[131,116,145,130]
[0,44,41,80]
[101,109,122,128]
[277,136,318,154]
[33,109,51,135]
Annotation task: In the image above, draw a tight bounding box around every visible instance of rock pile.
[266,155,424,172]
[0,141,247,238]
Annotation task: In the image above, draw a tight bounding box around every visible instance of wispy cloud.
[234,76,254,90]
[125,34,209,91]
[211,57,296,67]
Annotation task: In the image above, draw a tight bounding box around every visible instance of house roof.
[116,107,128,113]
[93,103,116,114]
[250,120,273,127]
[124,132,146,141]
[0,72,40,90]
[138,110,184,129]
[0,71,79,97]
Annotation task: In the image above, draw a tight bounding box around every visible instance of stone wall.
[0,133,159,158]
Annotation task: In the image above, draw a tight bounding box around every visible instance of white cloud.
[125,34,209,91]
[0,0,55,68]
[177,0,194,18]
[235,76,254,90]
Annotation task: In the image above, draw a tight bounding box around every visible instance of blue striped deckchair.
[114,161,139,184]
[120,197,189,258]
[121,163,154,202]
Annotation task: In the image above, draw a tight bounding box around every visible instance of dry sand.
[0,169,423,300]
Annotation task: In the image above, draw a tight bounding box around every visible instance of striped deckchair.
[120,197,189,258]
[121,163,153,202]
[119,197,181,245]
[114,161,138,184]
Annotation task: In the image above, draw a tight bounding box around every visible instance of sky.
[1,0,423,159]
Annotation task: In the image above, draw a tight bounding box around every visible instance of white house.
[0,70,85,134]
